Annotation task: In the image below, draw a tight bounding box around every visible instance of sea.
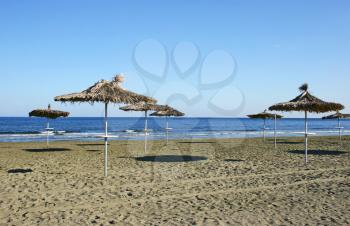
[0,117,349,142]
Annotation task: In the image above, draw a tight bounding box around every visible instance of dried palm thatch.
[54,75,156,104]
[150,107,185,117]
[247,110,283,119]
[269,84,344,113]
[322,111,350,119]
[29,104,69,119]
[120,102,167,112]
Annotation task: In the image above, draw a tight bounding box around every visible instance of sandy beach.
[0,136,349,225]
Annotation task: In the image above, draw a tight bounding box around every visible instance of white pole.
[104,103,108,177]
[274,114,277,149]
[263,119,266,142]
[144,111,148,153]
[46,121,50,149]
[338,118,341,140]
[145,111,148,132]
[166,116,169,130]
[305,111,308,164]
[166,116,169,145]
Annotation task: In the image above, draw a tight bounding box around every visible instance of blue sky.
[0,0,349,117]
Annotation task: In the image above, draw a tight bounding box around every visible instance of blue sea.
[0,117,349,142]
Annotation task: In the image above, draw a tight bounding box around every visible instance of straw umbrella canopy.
[151,107,185,117]
[247,110,283,145]
[322,111,350,141]
[150,106,185,144]
[247,111,282,120]
[29,104,69,148]
[29,104,70,119]
[269,84,344,163]
[55,75,156,176]
[322,111,350,119]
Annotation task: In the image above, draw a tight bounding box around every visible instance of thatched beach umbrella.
[120,102,168,132]
[247,110,283,147]
[29,104,69,148]
[120,102,167,152]
[55,75,156,176]
[269,84,344,163]
[322,111,350,141]
[150,106,185,144]
[150,107,185,129]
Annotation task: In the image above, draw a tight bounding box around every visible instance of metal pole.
[305,111,308,164]
[166,116,169,130]
[144,111,148,153]
[166,116,169,145]
[274,114,277,149]
[263,119,266,142]
[145,111,148,132]
[338,118,341,142]
[104,103,108,177]
[46,121,50,149]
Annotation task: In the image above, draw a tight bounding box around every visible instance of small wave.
[0,131,40,135]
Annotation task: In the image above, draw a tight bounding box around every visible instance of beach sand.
[0,136,349,225]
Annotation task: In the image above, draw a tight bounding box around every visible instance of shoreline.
[0,134,349,144]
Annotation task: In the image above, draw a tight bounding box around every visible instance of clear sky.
[0,0,349,118]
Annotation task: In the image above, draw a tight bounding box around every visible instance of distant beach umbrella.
[150,107,185,117]
[29,104,69,148]
[55,75,156,177]
[120,102,168,152]
[247,110,283,146]
[269,84,344,163]
[120,102,168,132]
[322,111,350,141]
[150,107,185,144]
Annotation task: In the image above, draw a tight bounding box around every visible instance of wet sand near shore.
[0,136,349,225]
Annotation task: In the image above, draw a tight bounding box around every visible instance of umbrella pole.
[263,119,266,142]
[46,121,50,149]
[145,111,148,132]
[305,111,308,164]
[166,116,169,130]
[274,114,277,149]
[144,111,148,153]
[338,118,341,142]
[104,103,108,177]
[166,116,169,145]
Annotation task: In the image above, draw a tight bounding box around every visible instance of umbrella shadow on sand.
[76,143,108,147]
[288,150,347,156]
[135,155,208,163]
[8,168,33,174]
[224,159,244,162]
[177,141,217,144]
[277,141,304,144]
[23,148,71,152]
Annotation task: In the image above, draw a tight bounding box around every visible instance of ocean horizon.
[1,117,349,142]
